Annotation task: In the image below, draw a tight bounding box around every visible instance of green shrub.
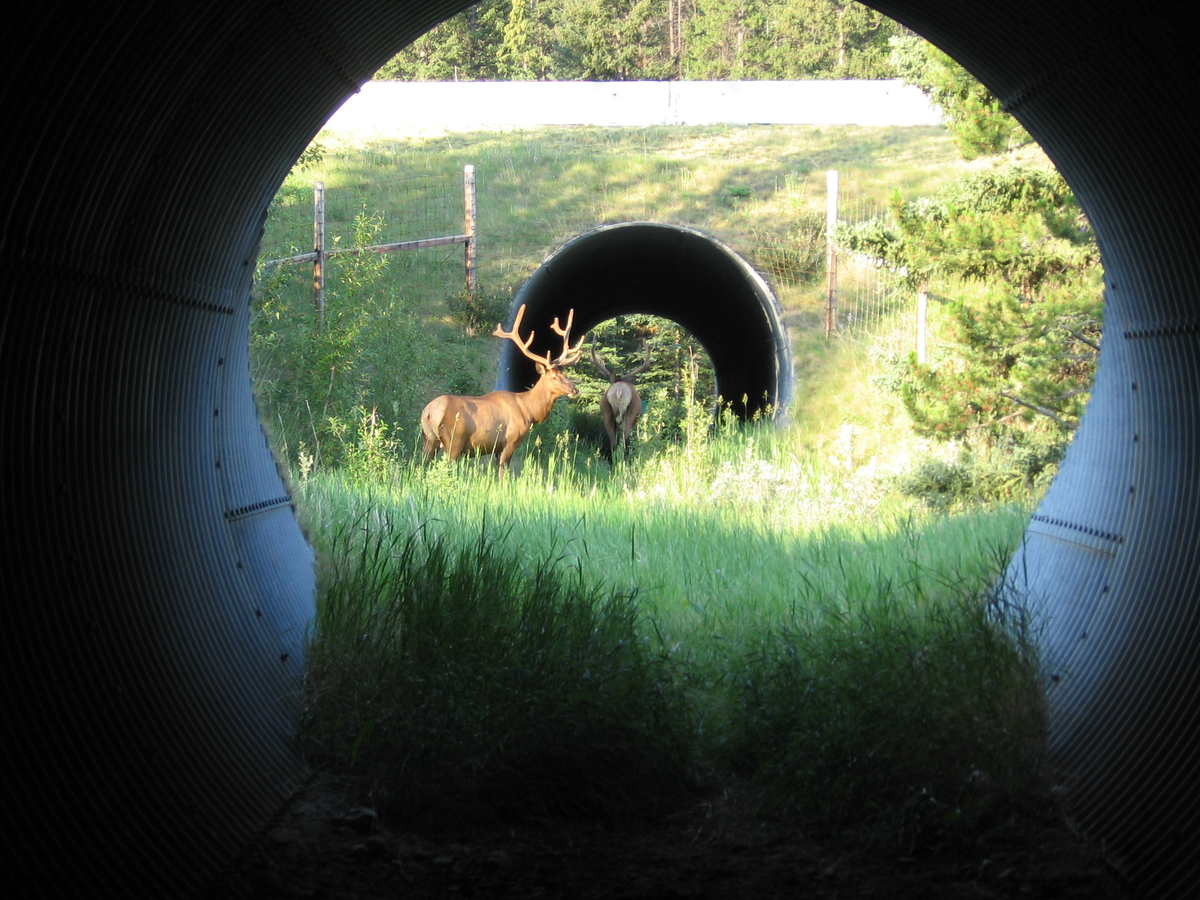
[752,212,826,285]
[892,431,1066,509]
[446,288,511,337]
[890,35,1030,159]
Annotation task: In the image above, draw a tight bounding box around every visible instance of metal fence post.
[464,165,477,295]
[313,181,326,323]
[825,169,838,338]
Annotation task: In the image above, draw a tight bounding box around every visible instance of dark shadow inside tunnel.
[7,1,1200,897]
[496,222,792,420]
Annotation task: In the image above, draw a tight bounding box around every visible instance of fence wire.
[831,192,912,355]
[257,170,469,312]
[256,166,915,360]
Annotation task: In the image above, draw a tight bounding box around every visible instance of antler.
[495,304,585,368]
[590,340,615,382]
[621,339,652,381]
[494,304,550,366]
[549,309,585,367]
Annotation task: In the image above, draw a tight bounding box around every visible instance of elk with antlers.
[591,339,651,461]
[420,304,585,473]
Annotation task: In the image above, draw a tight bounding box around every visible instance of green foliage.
[298,508,693,823]
[251,209,434,471]
[375,0,902,82]
[445,287,511,337]
[343,407,402,484]
[890,430,1067,509]
[550,0,669,80]
[499,0,551,79]
[890,35,1030,159]
[752,210,826,285]
[838,167,1095,293]
[375,0,509,80]
[888,282,1101,449]
[685,0,900,80]
[295,140,325,169]
[837,166,1102,451]
[723,556,1049,848]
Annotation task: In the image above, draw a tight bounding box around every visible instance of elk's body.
[421,304,584,472]
[592,340,651,460]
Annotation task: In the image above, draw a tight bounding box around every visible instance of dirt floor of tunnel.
[217,772,1130,899]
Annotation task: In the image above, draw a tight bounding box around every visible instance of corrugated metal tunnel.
[2,1,1199,895]
[497,222,792,420]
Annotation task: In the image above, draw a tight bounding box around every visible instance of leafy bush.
[342,407,401,484]
[251,210,434,472]
[890,431,1065,509]
[838,166,1102,448]
[295,139,325,170]
[890,35,1030,159]
[897,285,1101,443]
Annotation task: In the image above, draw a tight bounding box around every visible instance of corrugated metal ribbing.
[871,3,1200,894]
[7,0,1200,896]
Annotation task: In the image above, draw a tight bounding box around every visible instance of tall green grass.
[293,424,1050,848]
[719,532,1047,848]
[298,507,692,825]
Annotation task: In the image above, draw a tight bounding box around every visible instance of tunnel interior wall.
[869,1,1200,887]
[498,222,793,420]
[4,1,1200,896]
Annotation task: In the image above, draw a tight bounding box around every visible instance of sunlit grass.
[293,422,1049,847]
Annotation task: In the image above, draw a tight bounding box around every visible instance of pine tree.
[550,0,668,80]
[374,0,508,80]
[499,0,551,80]
[837,167,1102,450]
[889,35,1030,159]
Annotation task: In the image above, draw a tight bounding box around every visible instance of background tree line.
[375,0,905,82]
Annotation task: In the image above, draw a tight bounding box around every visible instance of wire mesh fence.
[255,164,916,359]
[261,171,466,260]
[257,169,473,316]
[830,190,913,355]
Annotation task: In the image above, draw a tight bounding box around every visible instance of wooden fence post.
[313,181,326,322]
[916,279,928,363]
[825,169,838,338]
[463,165,477,295]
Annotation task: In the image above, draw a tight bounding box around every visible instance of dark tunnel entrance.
[496,222,792,420]
[8,1,1200,897]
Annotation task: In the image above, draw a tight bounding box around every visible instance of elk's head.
[495,304,585,398]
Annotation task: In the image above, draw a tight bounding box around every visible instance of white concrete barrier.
[324,80,943,136]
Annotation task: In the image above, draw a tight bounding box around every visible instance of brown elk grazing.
[420,303,585,473]
[591,339,652,461]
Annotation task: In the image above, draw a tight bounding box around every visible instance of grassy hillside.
[255,122,1002,470]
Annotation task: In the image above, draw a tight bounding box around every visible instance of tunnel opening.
[496,222,792,422]
[6,1,1200,897]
